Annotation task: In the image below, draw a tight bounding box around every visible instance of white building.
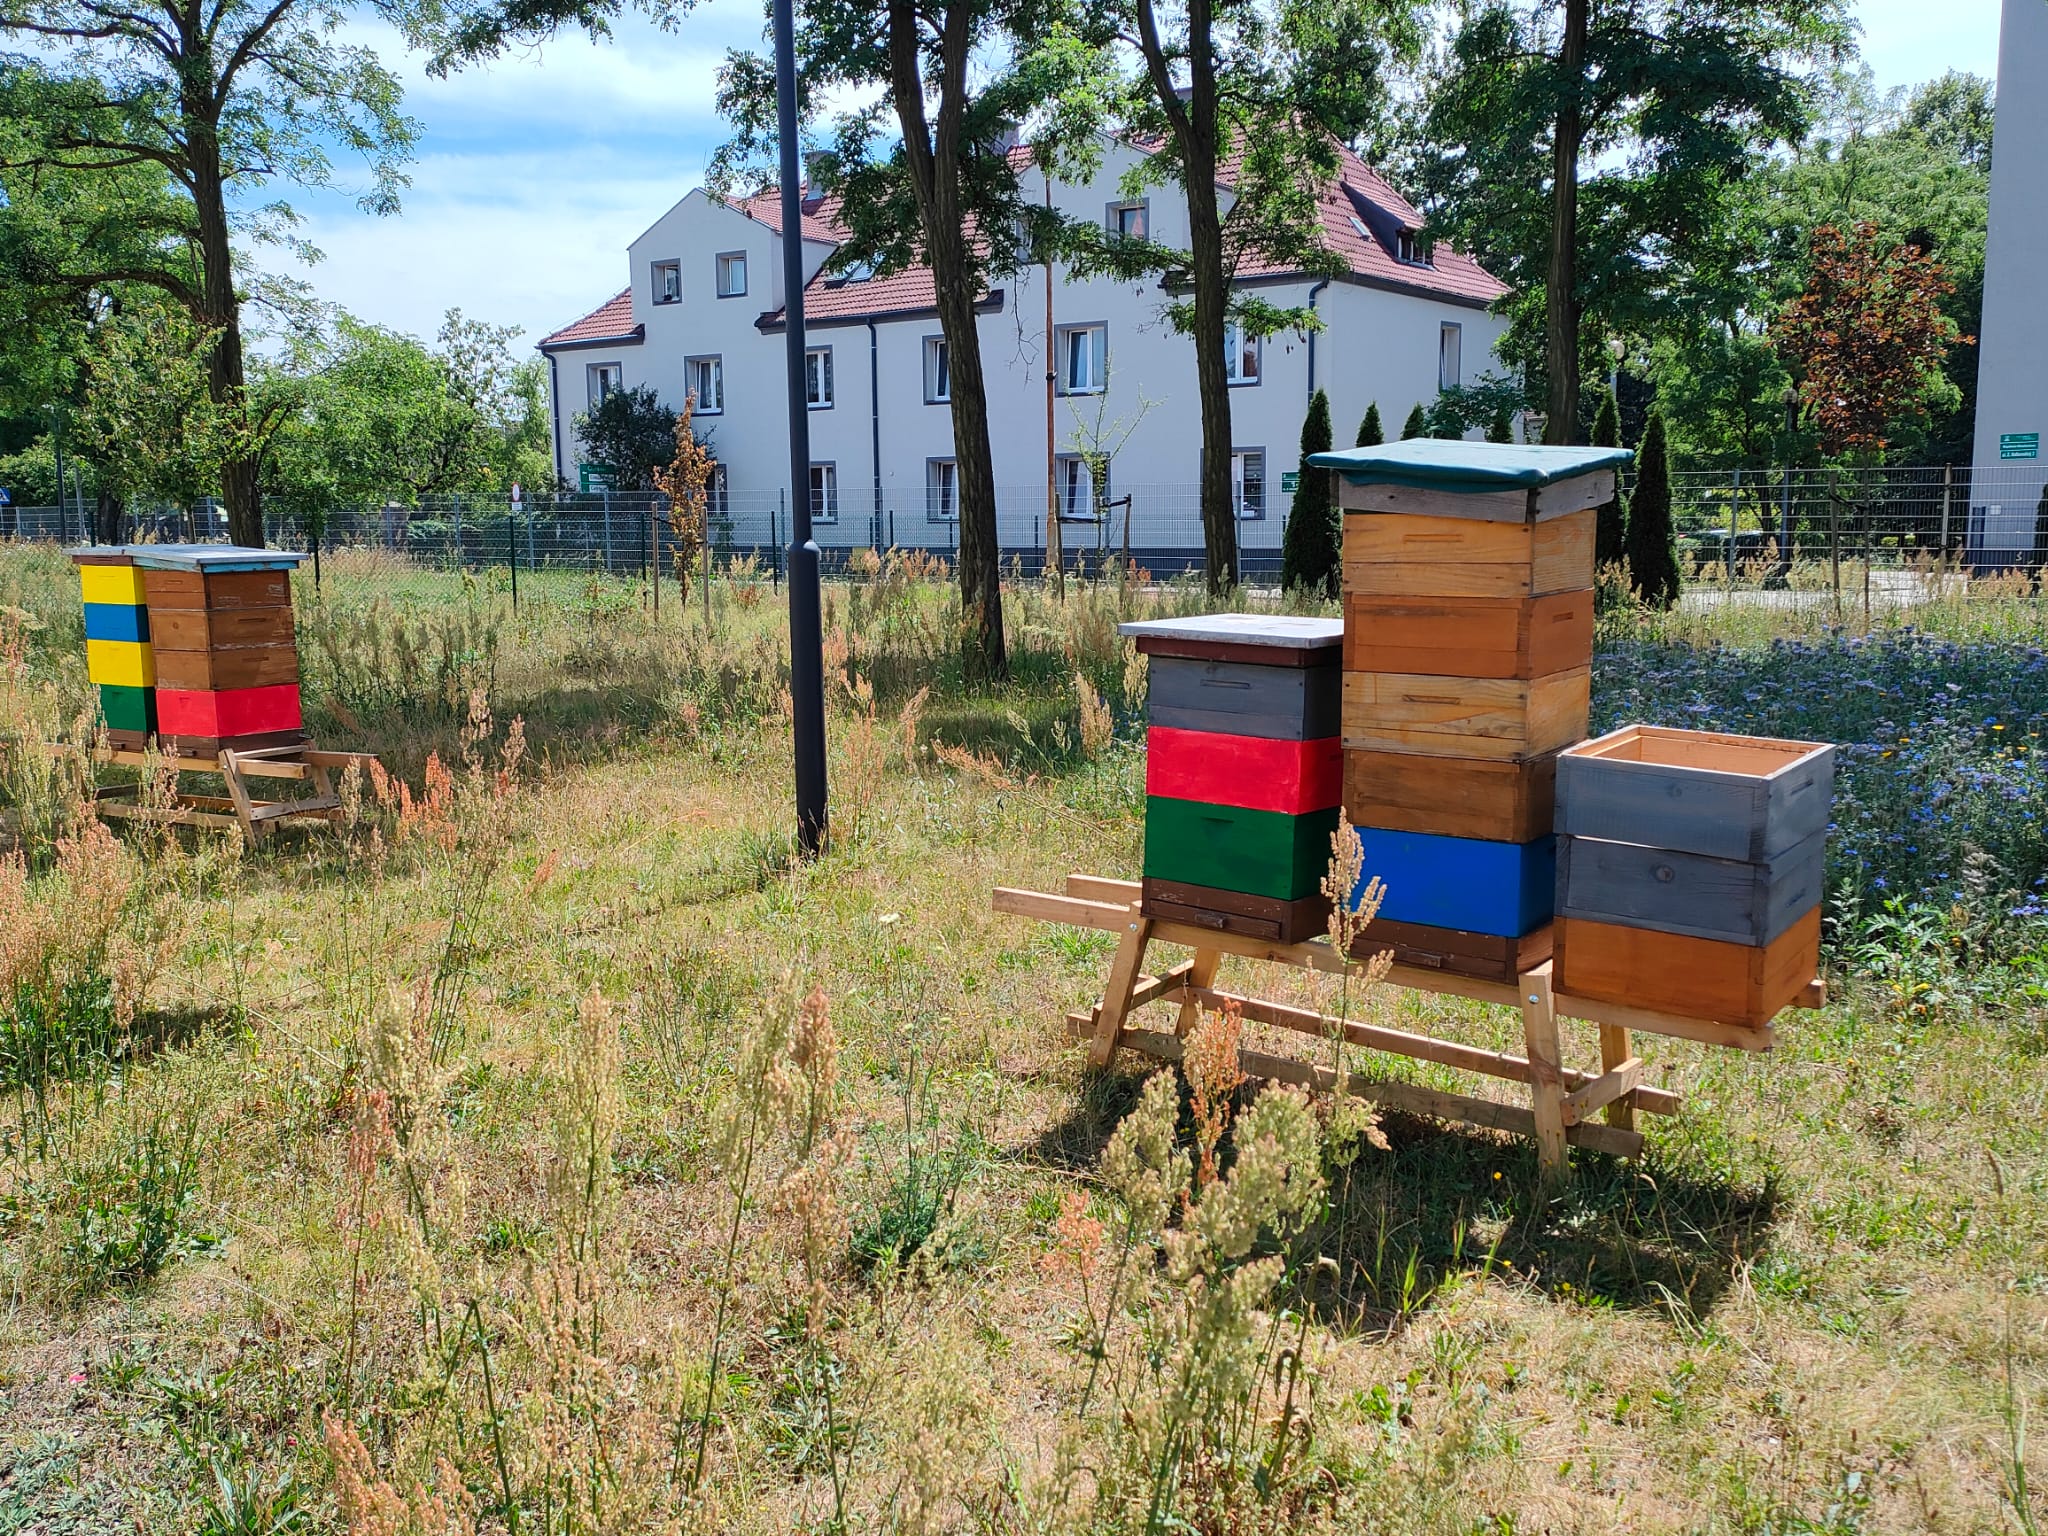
[538,140,1510,565]
[1971,0,2048,561]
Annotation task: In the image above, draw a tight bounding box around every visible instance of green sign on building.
[1280,470,1301,493]
[1999,433,2039,461]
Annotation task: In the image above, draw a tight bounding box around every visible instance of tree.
[1590,384,1625,565]
[1772,221,1963,459]
[1081,0,1419,592]
[0,18,414,545]
[651,399,716,603]
[575,385,683,493]
[1399,0,1844,444]
[1355,401,1383,448]
[1281,388,1338,597]
[1399,402,1426,440]
[1625,411,1680,607]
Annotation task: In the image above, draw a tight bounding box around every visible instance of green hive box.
[1143,796,1340,902]
[98,683,157,735]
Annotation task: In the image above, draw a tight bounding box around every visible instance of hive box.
[1149,657,1341,741]
[1341,510,1596,599]
[1342,590,1594,679]
[156,683,304,750]
[1144,797,1341,903]
[1556,724,1834,862]
[1146,726,1340,817]
[1349,826,1555,938]
[1351,916,1554,984]
[1555,829,1825,946]
[1555,907,1822,1028]
[1343,748,1557,843]
[1140,878,1331,946]
[1341,668,1589,761]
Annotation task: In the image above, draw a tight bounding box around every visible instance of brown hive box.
[1342,667,1589,762]
[1344,748,1558,842]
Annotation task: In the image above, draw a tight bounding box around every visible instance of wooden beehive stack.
[1305,441,1631,982]
[1119,615,1345,945]
[133,546,309,754]
[73,547,156,750]
[1553,725,1834,1025]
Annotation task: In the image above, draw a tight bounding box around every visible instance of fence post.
[603,491,614,573]
[1940,463,1953,562]
[508,506,519,613]
[1727,467,1740,584]
[648,499,658,618]
[1828,474,1841,611]
[774,492,783,591]
[452,494,463,569]
[702,510,712,629]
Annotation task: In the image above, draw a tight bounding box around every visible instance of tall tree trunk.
[889,0,1007,678]
[186,112,263,545]
[94,491,124,545]
[1544,0,1588,447]
[1136,0,1237,593]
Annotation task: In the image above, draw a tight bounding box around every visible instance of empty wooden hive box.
[72,547,157,749]
[132,546,309,754]
[1302,440,1632,981]
[1121,615,1344,945]
[1554,724,1834,1026]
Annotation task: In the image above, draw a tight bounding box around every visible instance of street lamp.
[773,0,829,856]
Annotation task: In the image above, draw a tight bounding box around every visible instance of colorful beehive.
[72,547,157,749]
[1121,616,1344,945]
[130,546,307,754]
[1553,725,1835,1025]
[1304,440,1631,982]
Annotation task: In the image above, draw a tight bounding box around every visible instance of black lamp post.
[773,0,828,856]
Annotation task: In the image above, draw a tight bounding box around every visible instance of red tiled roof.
[539,288,640,348]
[734,188,845,245]
[1289,142,1508,304]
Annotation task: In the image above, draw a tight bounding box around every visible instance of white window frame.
[1056,323,1107,395]
[685,354,723,415]
[805,346,834,409]
[926,458,958,522]
[1223,320,1261,387]
[1397,228,1432,266]
[1055,455,1102,521]
[652,259,681,305]
[1232,448,1267,521]
[586,362,621,405]
[1438,323,1463,393]
[715,251,747,298]
[1107,200,1149,241]
[923,335,950,404]
[706,462,730,515]
[809,462,838,524]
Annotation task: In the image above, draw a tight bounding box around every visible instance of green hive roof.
[1305,439,1633,494]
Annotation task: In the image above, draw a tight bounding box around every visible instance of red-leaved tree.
[1772,221,1966,457]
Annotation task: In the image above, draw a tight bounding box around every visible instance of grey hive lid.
[1306,439,1633,494]
[126,544,308,572]
[1118,614,1343,652]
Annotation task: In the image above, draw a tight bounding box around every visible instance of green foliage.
[1590,385,1626,566]
[1,970,120,1093]
[1625,413,1681,609]
[56,1092,218,1298]
[572,384,681,494]
[1355,401,1383,448]
[1281,388,1338,597]
[1427,373,1524,441]
[72,300,240,508]
[1399,402,1426,441]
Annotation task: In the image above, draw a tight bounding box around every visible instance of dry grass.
[0,542,2042,1534]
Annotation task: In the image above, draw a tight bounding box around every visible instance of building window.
[809,463,838,523]
[1396,227,1432,266]
[1223,320,1261,386]
[706,463,730,515]
[587,362,621,404]
[805,347,834,409]
[927,458,957,521]
[924,336,950,403]
[1233,449,1266,520]
[715,252,747,298]
[1056,323,1106,395]
[686,355,723,415]
[1056,455,1101,520]
[1108,201,1148,241]
[1438,323,1462,392]
[652,260,681,305]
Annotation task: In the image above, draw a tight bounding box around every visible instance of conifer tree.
[1625,412,1682,608]
[1281,388,1339,597]
[1356,401,1384,448]
[1590,385,1626,567]
[1400,402,1427,440]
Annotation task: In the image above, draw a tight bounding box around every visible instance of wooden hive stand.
[80,741,376,844]
[994,875,1825,1183]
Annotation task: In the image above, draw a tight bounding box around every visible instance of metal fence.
[7,463,2047,593]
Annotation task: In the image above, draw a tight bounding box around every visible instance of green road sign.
[1999,433,2039,461]
[578,462,616,493]
[1280,470,1301,493]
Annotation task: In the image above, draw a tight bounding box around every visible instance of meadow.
[0,540,2044,1535]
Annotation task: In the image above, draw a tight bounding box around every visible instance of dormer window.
[1396,227,1431,266]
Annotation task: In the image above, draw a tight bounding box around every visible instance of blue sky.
[274,0,2006,352]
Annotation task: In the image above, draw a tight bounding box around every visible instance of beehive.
[72,548,156,749]
[1121,616,1344,944]
[1305,440,1630,981]
[131,546,308,753]
[1553,725,1835,1024]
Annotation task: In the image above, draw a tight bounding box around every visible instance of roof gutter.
[1305,277,1330,406]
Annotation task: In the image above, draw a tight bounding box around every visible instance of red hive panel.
[1144,726,1341,816]
[157,683,303,740]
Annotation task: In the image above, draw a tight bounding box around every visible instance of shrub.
[1281,390,1339,599]
[1591,385,1627,568]
[1625,412,1682,609]
[1355,402,1383,448]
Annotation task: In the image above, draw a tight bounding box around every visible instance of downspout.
[546,351,564,484]
[1304,278,1330,406]
[868,316,883,547]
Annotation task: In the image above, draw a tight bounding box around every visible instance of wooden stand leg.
[1088,917,1154,1068]
[218,750,264,845]
[1598,1023,1637,1132]
[1518,961,1569,1185]
[1174,948,1223,1038]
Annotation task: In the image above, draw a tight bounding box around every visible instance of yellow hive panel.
[85,638,155,688]
[79,565,148,606]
